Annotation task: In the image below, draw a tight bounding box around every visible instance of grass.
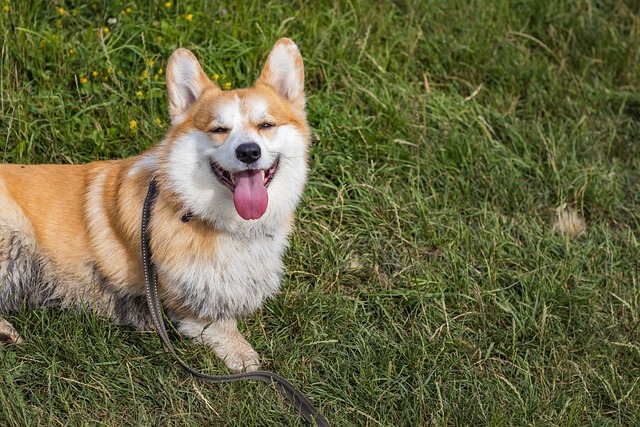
[1,0,639,425]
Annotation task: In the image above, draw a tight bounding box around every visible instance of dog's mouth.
[210,157,279,220]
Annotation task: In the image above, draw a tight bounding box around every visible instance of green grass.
[1,0,640,425]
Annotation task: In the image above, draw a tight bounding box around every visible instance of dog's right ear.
[166,48,217,123]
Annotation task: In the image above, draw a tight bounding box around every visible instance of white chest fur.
[158,229,288,320]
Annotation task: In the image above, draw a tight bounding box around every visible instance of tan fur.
[1,164,90,264]
[0,39,310,372]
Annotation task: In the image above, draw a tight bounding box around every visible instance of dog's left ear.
[256,38,305,110]
[166,48,217,123]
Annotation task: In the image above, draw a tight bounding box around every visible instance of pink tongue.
[233,170,268,220]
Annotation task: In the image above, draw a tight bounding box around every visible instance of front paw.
[177,318,261,373]
[215,343,260,373]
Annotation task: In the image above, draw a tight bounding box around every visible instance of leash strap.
[141,176,329,427]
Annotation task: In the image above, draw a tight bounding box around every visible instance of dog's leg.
[177,317,260,373]
[0,316,22,345]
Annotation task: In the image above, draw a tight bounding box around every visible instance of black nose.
[236,142,262,164]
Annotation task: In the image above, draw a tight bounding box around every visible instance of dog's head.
[159,39,309,229]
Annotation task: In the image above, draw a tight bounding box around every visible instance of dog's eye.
[258,122,275,130]
[209,127,228,134]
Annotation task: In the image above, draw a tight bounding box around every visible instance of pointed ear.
[166,48,217,122]
[256,38,305,110]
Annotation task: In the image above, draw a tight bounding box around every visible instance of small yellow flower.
[69,48,75,54]
[155,118,163,126]
[102,26,109,33]
[107,67,114,74]
[157,68,163,75]
[56,19,62,27]
[129,120,138,130]
[2,5,9,12]
[223,82,231,89]
[140,70,148,79]
[125,7,132,13]
[91,3,98,10]
[136,90,143,97]
[39,40,47,47]
[80,77,88,84]
[212,73,219,81]
[58,7,65,15]
[156,35,164,43]
[51,34,59,41]
[92,71,99,77]
[164,2,171,8]
[185,14,193,21]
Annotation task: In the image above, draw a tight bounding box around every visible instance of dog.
[0,38,309,373]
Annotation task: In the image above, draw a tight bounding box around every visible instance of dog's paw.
[215,343,260,373]
[0,318,23,346]
[178,318,261,373]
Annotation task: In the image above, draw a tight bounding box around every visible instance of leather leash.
[141,176,329,426]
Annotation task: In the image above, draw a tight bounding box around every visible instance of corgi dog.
[0,38,309,373]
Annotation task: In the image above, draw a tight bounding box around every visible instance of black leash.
[141,176,329,427]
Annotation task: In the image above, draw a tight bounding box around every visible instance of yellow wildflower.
[185,14,193,21]
[92,71,99,77]
[164,2,171,8]
[212,74,219,81]
[69,48,75,54]
[129,120,138,130]
[125,7,132,13]
[141,70,148,79]
[223,82,231,89]
[136,90,143,97]
[102,26,109,33]
[3,5,9,12]
[156,35,164,43]
[157,68,163,75]
[80,77,88,84]
[58,7,65,15]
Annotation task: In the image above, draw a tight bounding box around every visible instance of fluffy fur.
[0,39,309,372]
